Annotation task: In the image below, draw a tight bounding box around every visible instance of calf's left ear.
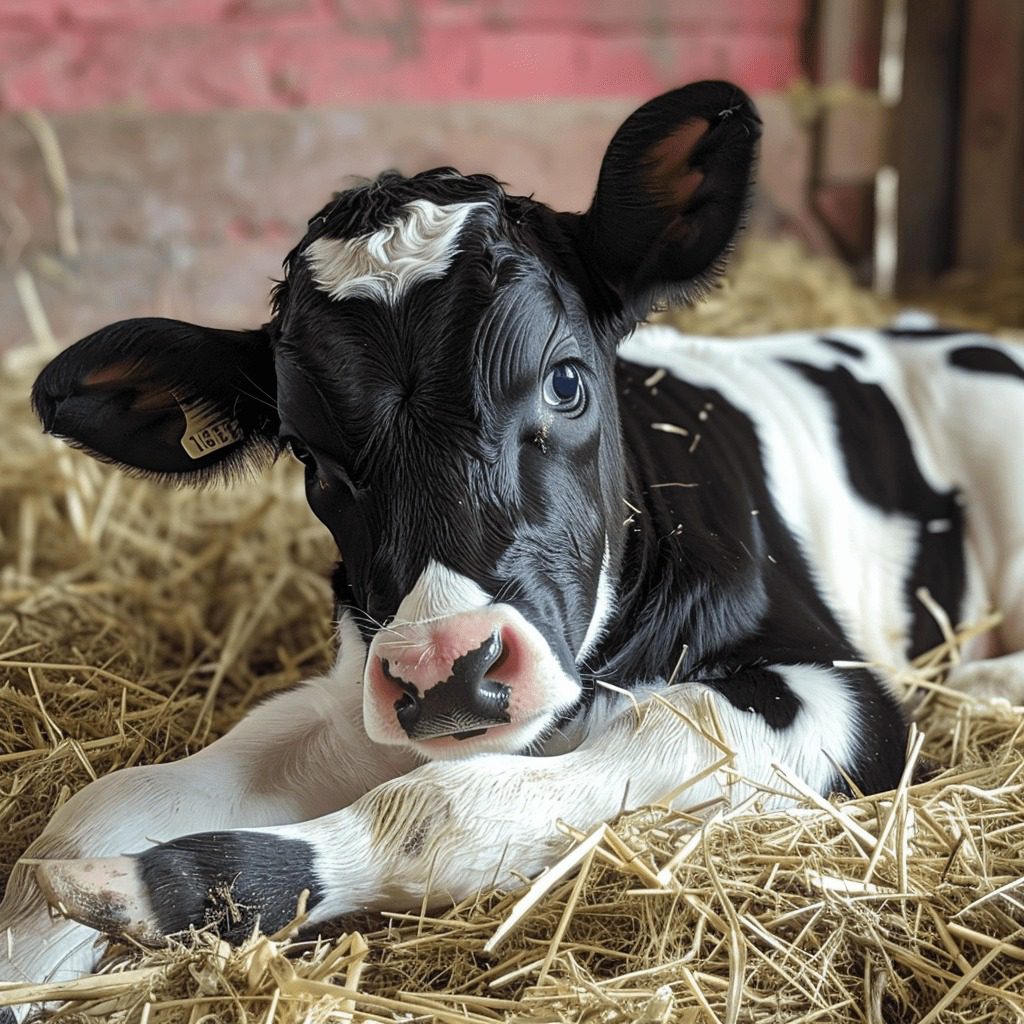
[32,317,279,483]
[579,80,761,317]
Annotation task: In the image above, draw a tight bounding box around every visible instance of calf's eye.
[542,363,585,413]
[283,438,316,469]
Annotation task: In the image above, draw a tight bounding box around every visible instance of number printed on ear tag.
[170,388,244,459]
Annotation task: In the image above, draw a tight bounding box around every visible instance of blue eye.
[542,363,584,412]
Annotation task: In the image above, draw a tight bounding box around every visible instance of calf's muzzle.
[383,629,511,740]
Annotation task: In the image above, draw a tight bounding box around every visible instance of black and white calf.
[3,81,1024,1000]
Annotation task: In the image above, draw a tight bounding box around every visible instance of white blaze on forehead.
[305,199,486,305]
[393,560,492,624]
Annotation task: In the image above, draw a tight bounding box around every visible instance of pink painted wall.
[0,0,805,112]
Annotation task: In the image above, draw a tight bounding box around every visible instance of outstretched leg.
[0,620,414,997]
[945,650,1024,706]
[33,666,872,944]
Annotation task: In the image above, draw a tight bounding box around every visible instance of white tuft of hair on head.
[305,200,487,305]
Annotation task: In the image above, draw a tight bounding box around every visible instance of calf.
[3,81,1024,1006]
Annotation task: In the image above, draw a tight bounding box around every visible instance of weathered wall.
[0,0,802,111]
[0,0,811,352]
[0,102,642,344]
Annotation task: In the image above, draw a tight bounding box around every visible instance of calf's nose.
[383,628,512,740]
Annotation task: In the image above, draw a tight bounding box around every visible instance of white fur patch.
[305,200,485,305]
[946,650,1024,707]
[577,538,615,663]
[292,677,863,923]
[769,664,859,793]
[391,560,491,625]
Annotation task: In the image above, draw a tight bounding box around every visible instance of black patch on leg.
[819,337,866,360]
[704,667,801,729]
[138,831,323,942]
[949,345,1024,383]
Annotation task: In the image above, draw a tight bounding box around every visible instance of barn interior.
[1,2,1023,1021]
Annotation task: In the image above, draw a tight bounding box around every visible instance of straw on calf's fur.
[2,83,1024,1019]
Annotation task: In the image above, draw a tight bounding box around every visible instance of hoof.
[35,856,164,945]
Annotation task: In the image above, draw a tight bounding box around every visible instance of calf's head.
[32,82,759,759]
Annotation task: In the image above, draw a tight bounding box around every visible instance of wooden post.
[956,0,1024,270]
[806,0,885,271]
[890,0,962,290]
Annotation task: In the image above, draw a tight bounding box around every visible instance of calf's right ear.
[32,317,280,483]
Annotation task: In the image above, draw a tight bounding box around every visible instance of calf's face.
[31,82,759,759]
[276,192,622,755]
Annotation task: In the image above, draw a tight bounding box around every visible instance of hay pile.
[2,242,1023,1023]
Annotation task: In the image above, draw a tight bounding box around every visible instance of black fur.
[949,344,1024,383]
[137,831,323,941]
[31,318,279,484]
[787,362,966,655]
[883,325,968,338]
[819,336,866,360]
[704,668,802,730]
[582,80,761,316]
[602,359,908,793]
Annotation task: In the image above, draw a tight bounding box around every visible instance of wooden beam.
[891,0,962,289]
[956,0,1024,270]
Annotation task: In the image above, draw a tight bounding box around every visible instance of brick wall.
[0,0,812,352]
[0,0,803,111]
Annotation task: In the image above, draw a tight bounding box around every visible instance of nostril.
[488,636,509,674]
[475,677,511,714]
[450,630,512,718]
[452,628,503,681]
[382,658,422,731]
[394,690,421,733]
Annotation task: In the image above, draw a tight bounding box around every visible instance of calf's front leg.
[32,668,866,944]
[0,620,413,997]
[945,650,1024,706]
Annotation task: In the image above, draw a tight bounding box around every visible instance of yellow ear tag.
[170,388,244,460]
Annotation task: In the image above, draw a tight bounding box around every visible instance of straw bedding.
[1,241,1023,1023]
